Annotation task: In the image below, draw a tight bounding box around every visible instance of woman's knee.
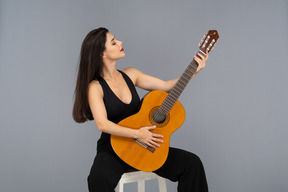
[169,147,204,171]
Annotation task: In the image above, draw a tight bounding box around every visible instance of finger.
[146,125,156,130]
[149,140,160,147]
[205,51,209,60]
[196,53,207,61]
[144,140,158,148]
[197,53,206,60]
[195,55,206,65]
[153,138,164,143]
[152,133,164,138]
[199,53,208,63]
[194,56,202,65]
[145,142,155,148]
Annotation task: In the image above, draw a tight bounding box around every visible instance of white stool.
[115,170,167,192]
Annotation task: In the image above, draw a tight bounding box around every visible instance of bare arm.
[123,68,179,92]
[123,52,208,92]
[88,81,163,147]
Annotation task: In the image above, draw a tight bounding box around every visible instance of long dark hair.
[73,27,109,123]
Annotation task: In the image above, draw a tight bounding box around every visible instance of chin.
[120,52,126,58]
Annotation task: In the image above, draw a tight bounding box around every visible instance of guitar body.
[111,90,185,172]
[111,30,219,172]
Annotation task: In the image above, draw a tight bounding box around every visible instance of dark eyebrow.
[110,37,115,42]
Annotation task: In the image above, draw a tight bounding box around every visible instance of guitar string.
[154,46,211,123]
[140,36,217,151]
[151,41,216,148]
[155,59,198,123]
[161,61,198,112]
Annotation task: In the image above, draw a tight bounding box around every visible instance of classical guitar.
[111,30,219,172]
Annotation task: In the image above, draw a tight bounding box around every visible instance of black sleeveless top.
[97,70,141,153]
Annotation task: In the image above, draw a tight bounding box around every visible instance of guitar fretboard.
[159,51,206,114]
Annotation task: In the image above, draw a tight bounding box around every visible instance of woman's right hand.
[136,125,164,148]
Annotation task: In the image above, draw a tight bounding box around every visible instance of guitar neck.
[159,50,206,114]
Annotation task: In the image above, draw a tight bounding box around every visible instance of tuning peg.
[210,43,217,51]
[198,38,204,46]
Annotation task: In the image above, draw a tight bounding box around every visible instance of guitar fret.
[161,103,170,113]
[165,97,174,107]
[181,74,190,81]
[161,102,169,110]
[169,93,178,102]
[187,67,196,74]
[177,80,186,89]
[188,63,195,69]
[184,70,194,77]
[161,75,188,113]
[162,105,171,114]
[163,94,178,111]
[165,104,173,112]
[182,75,189,81]
[173,89,183,98]
[182,72,191,81]
[173,86,182,94]
[159,29,219,114]
[187,65,195,72]
[183,72,192,80]
[158,107,166,114]
[170,90,179,99]
[171,88,181,95]
[166,96,175,107]
[181,79,189,85]
[189,62,198,70]
[164,99,173,109]
[169,95,177,106]
[177,79,186,89]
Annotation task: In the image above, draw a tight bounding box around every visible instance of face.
[102,32,125,61]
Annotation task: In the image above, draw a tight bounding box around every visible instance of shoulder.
[122,67,142,75]
[121,67,144,84]
[88,80,103,98]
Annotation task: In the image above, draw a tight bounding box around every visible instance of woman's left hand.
[193,51,208,75]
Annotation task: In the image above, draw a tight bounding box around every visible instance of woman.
[73,27,209,192]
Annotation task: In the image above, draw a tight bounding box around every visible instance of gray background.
[1,0,287,192]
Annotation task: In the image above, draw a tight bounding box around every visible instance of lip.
[120,48,124,52]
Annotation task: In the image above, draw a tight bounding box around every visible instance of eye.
[112,41,116,45]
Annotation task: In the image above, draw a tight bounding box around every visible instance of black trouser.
[87,147,208,192]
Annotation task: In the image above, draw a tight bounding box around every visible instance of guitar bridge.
[134,139,155,153]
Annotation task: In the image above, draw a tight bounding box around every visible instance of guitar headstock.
[199,30,219,53]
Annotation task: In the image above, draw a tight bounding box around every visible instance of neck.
[102,60,118,80]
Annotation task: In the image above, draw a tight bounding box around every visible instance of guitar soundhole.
[153,110,166,123]
[149,107,169,127]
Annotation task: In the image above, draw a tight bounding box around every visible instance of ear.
[101,52,106,59]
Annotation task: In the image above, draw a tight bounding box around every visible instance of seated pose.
[73,27,209,192]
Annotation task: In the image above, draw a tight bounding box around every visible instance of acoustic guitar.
[111,30,219,172]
